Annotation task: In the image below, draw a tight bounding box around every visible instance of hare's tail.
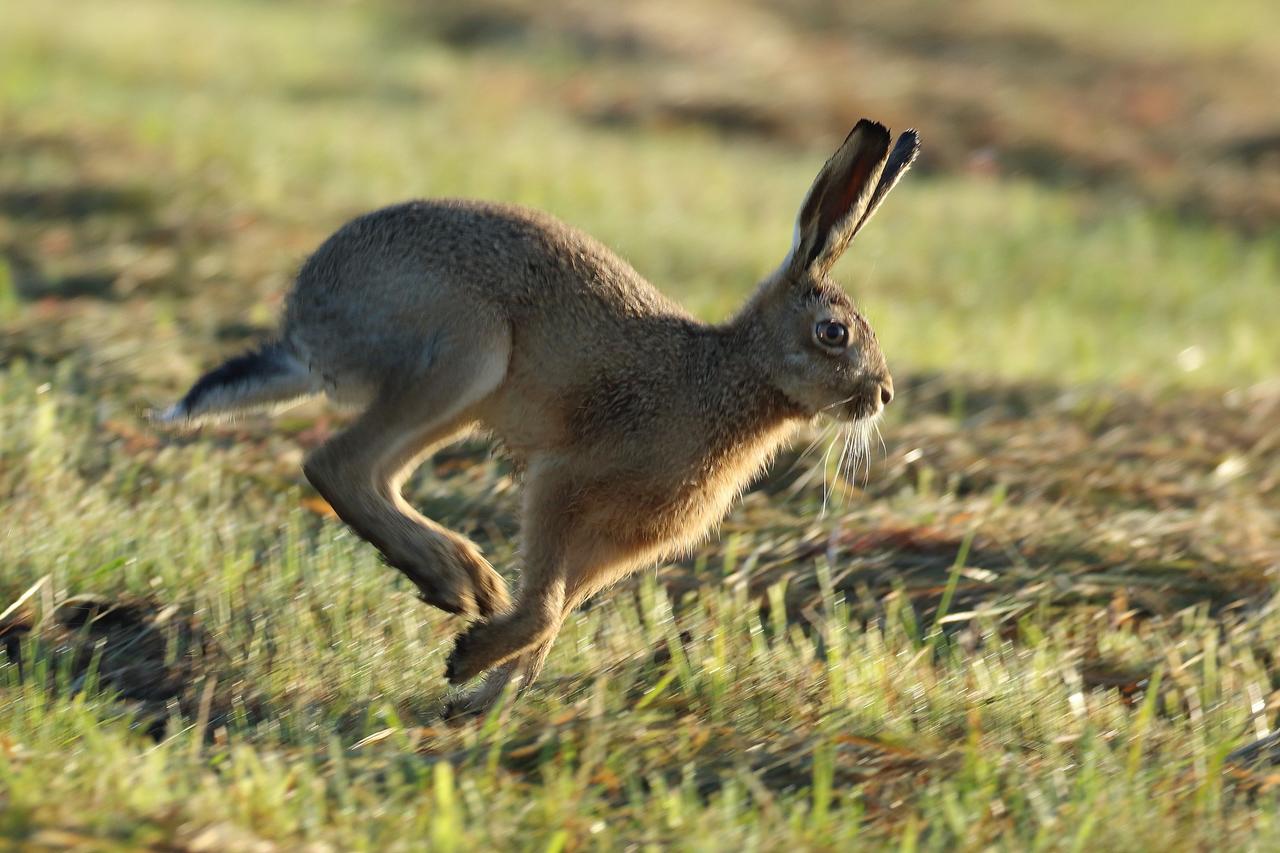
[154,341,320,425]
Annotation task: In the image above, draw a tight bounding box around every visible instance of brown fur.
[161,119,919,715]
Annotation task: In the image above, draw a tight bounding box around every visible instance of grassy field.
[2,0,1279,848]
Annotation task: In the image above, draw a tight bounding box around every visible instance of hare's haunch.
[158,119,919,715]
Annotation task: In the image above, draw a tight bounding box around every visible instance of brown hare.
[158,119,919,715]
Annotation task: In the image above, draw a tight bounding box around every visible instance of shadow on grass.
[0,590,249,739]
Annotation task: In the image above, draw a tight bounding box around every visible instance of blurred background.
[2,3,1280,846]
[3,0,1278,395]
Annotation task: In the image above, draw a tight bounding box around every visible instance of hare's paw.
[471,567,510,619]
[448,537,511,619]
[444,624,483,685]
[415,584,473,616]
[380,552,477,616]
[440,695,480,726]
[440,684,499,725]
[380,530,504,618]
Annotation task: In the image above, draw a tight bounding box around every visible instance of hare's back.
[283,199,688,412]
[289,199,679,323]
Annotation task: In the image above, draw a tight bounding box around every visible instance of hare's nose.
[879,377,894,407]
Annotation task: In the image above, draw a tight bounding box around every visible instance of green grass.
[2,0,1279,849]
[2,365,1278,849]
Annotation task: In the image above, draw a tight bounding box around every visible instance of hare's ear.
[788,120,917,276]
[848,129,919,242]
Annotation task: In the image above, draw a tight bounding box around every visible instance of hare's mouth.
[839,391,886,422]
[834,375,893,422]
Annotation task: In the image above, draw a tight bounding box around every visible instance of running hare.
[159,119,918,714]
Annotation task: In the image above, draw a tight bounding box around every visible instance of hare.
[158,119,918,715]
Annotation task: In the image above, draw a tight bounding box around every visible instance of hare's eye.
[815,319,849,349]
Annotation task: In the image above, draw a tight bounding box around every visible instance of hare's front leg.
[303,338,511,617]
[442,635,555,721]
[442,536,566,684]
[444,462,607,684]
[444,565,622,717]
[445,467,649,687]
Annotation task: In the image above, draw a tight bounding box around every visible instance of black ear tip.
[889,129,922,169]
[852,118,891,140]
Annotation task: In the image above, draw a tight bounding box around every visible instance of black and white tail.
[154,341,319,425]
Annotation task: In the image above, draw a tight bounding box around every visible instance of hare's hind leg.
[303,335,512,617]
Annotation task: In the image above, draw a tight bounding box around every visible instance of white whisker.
[813,396,892,511]
[794,423,831,466]
[835,427,851,503]
[820,393,859,413]
[843,425,857,490]
[847,426,859,482]
[859,420,874,486]
[819,425,839,517]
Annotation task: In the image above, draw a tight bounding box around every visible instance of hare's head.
[744,120,918,424]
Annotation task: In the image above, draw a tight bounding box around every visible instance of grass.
[2,0,1279,849]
